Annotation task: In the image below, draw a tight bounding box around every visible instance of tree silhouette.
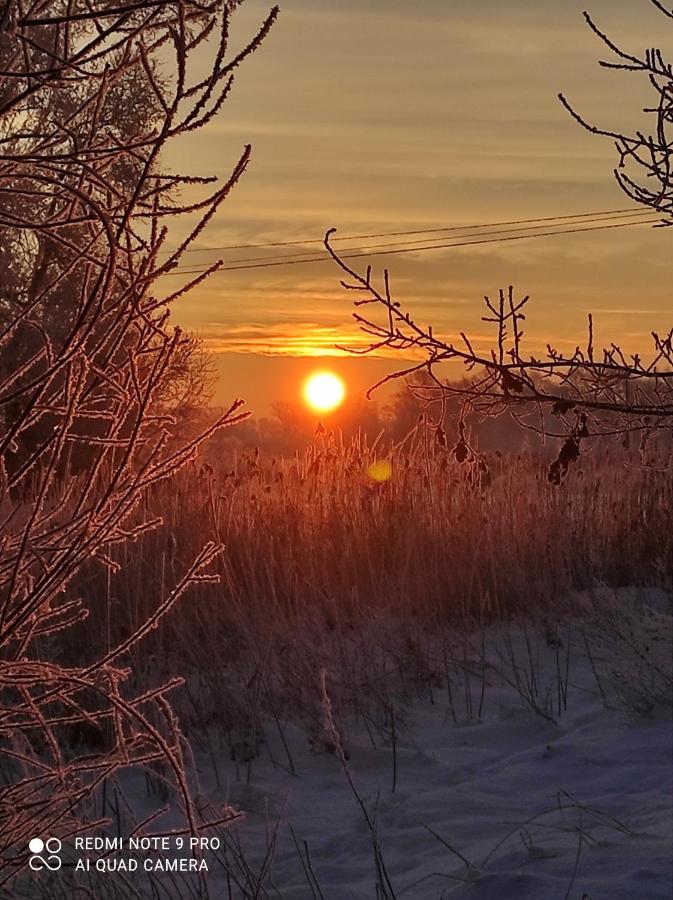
[0,0,276,884]
[327,2,673,480]
[560,2,673,223]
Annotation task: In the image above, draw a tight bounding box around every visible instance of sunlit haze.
[163,0,671,415]
[303,371,346,414]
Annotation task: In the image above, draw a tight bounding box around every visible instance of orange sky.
[163,0,672,414]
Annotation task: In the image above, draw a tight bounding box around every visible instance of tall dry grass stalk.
[75,430,672,739]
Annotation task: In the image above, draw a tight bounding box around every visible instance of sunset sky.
[164,0,671,414]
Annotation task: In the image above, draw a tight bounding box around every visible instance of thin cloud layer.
[163,1,672,408]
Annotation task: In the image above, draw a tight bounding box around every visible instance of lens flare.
[367,459,392,482]
[303,371,346,413]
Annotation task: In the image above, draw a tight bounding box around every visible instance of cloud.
[163,0,671,386]
[200,321,372,356]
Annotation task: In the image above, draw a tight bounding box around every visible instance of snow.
[197,618,673,899]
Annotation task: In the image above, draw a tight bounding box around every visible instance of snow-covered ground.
[199,609,673,899]
[27,595,671,899]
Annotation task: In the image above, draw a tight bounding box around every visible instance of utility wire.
[166,211,656,269]
[159,206,654,255]
[162,216,659,276]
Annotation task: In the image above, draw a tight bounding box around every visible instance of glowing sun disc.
[303,371,345,413]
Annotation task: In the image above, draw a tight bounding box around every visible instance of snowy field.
[197,594,673,899]
[23,591,673,899]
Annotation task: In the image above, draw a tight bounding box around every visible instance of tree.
[0,0,276,885]
[559,3,673,222]
[326,2,673,481]
[0,5,216,469]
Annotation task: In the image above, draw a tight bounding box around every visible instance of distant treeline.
[198,376,672,462]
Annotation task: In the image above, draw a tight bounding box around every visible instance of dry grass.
[7,430,671,898]
[59,429,672,738]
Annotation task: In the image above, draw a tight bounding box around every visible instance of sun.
[303,371,346,414]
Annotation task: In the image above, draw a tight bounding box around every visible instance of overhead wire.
[160,212,660,276]
[158,206,655,255]
[165,211,656,270]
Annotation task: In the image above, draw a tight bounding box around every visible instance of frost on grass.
[582,587,673,720]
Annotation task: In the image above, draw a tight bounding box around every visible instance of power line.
[159,206,653,255]
[167,211,656,269]
[167,216,659,274]
[162,216,659,276]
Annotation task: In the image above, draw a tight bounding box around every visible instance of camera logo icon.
[28,837,62,871]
